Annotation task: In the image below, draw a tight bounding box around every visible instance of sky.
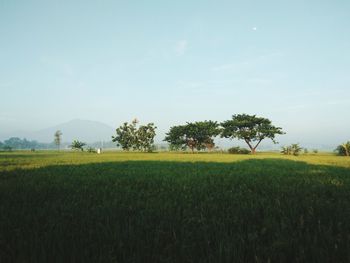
[0,0,349,146]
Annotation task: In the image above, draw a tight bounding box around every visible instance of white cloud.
[175,40,188,56]
[252,27,257,31]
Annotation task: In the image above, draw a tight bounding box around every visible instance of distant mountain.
[0,119,115,143]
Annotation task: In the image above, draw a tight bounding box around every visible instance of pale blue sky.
[1,0,349,145]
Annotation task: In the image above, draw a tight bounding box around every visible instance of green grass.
[1,151,350,262]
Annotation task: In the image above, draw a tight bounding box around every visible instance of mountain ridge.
[0,119,115,143]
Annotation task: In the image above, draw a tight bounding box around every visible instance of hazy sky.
[1,0,349,144]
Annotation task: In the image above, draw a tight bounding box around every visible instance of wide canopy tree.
[164,121,220,152]
[221,114,284,154]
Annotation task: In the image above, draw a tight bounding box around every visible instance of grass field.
[1,151,350,262]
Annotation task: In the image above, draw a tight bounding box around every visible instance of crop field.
[1,151,350,262]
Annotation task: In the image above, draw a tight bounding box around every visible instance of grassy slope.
[0,152,350,262]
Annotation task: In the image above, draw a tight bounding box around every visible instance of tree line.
[1,113,349,156]
[115,114,284,154]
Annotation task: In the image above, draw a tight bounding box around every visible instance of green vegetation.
[70,140,86,151]
[164,121,220,152]
[336,141,350,156]
[112,119,157,152]
[221,114,284,154]
[227,146,250,154]
[1,151,350,262]
[0,137,52,150]
[281,143,303,156]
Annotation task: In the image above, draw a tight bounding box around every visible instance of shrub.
[228,146,250,154]
[70,140,86,151]
[281,144,303,156]
[335,142,350,156]
[86,147,97,153]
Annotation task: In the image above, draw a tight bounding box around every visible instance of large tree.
[164,121,220,152]
[221,114,284,154]
[54,130,63,151]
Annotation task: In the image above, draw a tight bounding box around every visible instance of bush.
[335,142,350,156]
[281,144,303,156]
[86,147,97,153]
[228,146,250,154]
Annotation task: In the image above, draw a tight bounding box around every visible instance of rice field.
[1,151,350,262]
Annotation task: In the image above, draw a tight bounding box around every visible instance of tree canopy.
[112,119,157,152]
[221,114,284,154]
[164,121,220,152]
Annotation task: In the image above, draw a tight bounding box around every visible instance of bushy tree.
[164,121,220,152]
[112,119,157,152]
[135,123,157,152]
[54,130,63,151]
[335,142,350,156]
[70,140,86,151]
[221,114,284,154]
[112,120,137,151]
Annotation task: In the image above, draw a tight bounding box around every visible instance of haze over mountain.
[0,119,115,143]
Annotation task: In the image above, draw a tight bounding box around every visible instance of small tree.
[221,114,284,154]
[54,130,63,151]
[335,142,350,156]
[70,140,86,151]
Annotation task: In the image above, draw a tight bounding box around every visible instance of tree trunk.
[343,144,349,156]
[244,139,255,154]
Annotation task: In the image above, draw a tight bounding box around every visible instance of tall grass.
[0,152,350,262]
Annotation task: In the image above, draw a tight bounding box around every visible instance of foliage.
[86,146,97,153]
[2,137,46,150]
[70,140,86,151]
[2,145,13,151]
[227,146,250,154]
[1,152,350,262]
[281,144,303,156]
[54,130,63,150]
[221,114,284,154]
[313,149,319,154]
[335,141,350,156]
[304,148,309,154]
[112,119,157,152]
[135,123,157,152]
[112,120,137,151]
[164,121,220,152]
